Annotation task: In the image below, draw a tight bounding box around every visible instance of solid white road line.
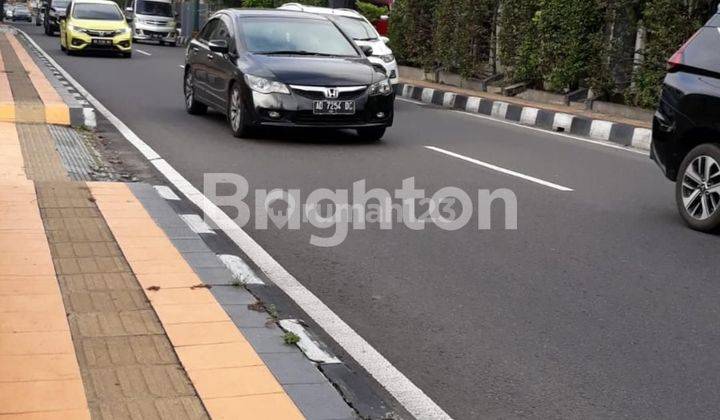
[397,97,649,156]
[179,214,215,234]
[217,254,265,285]
[279,319,342,364]
[153,185,180,200]
[425,145,574,192]
[17,27,454,420]
[135,49,152,56]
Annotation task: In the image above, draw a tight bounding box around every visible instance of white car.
[278,3,399,84]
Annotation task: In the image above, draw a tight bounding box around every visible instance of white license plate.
[313,100,355,115]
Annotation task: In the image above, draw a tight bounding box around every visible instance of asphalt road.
[15,22,720,419]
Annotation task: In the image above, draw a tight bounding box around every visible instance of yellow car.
[59,0,132,57]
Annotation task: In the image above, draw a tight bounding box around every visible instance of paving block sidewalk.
[0,23,355,420]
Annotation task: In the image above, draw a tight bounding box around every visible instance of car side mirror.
[208,39,229,54]
[380,36,389,44]
[125,7,133,12]
[360,45,373,56]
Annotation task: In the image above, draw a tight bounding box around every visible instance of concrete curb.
[13,27,96,129]
[397,82,652,151]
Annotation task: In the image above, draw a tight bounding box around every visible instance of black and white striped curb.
[13,28,96,129]
[398,83,652,151]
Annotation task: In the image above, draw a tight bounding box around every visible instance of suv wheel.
[183,70,206,115]
[676,143,720,232]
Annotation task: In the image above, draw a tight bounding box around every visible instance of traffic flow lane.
[13,21,720,419]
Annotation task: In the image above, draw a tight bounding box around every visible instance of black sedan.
[183,9,394,140]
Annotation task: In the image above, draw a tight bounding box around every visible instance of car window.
[136,0,171,17]
[210,19,231,42]
[332,16,378,41]
[240,17,358,57]
[198,18,218,42]
[72,3,124,20]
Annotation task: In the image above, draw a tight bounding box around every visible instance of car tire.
[675,143,720,232]
[60,42,65,52]
[122,51,132,58]
[183,69,207,115]
[44,25,52,36]
[357,126,386,141]
[159,40,166,46]
[228,84,251,138]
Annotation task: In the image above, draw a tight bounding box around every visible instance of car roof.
[278,3,365,19]
[72,0,121,5]
[220,8,329,21]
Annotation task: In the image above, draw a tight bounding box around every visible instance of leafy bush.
[356,0,386,23]
[625,0,703,108]
[388,0,437,69]
[498,0,539,84]
[433,0,495,78]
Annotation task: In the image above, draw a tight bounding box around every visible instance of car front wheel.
[676,143,720,232]
[228,84,251,138]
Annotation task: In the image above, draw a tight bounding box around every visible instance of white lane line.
[217,254,265,285]
[179,214,215,234]
[17,27,453,420]
[397,97,649,156]
[135,49,152,56]
[153,185,180,200]
[425,145,573,192]
[279,319,341,364]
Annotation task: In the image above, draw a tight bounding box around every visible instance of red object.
[375,16,388,36]
[667,30,701,72]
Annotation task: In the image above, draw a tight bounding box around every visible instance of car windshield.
[53,0,70,8]
[332,16,378,41]
[73,3,123,20]
[241,17,358,57]
[136,0,172,17]
[15,6,28,11]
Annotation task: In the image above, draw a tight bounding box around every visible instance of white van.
[278,3,399,84]
[124,0,176,45]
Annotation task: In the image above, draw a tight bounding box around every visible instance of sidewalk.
[0,25,353,420]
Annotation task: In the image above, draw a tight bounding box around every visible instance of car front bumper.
[133,22,176,42]
[248,89,395,129]
[67,31,132,52]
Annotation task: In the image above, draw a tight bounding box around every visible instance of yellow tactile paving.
[89,181,305,420]
[4,33,69,125]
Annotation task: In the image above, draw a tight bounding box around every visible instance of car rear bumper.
[248,90,395,128]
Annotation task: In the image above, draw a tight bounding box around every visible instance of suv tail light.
[667,29,701,72]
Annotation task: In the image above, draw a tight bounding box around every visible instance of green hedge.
[356,1,387,23]
[390,0,718,108]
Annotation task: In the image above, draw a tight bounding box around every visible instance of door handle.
[207,54,214,60]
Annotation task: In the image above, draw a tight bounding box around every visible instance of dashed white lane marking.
[153,185,180,200]
[179,214,215,234]
[217,254,265,285]
[279,319,341,364]
[135,49,152,56]
[425,145,574,192]
[21,27,453,420]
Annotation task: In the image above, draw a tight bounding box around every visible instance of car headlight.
[244,74,290,95]
[369,78,392,96]
[68,25,87,33]
[118,27,131,34]
[379,54,395,63]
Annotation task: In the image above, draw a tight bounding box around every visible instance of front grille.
[86,29,119,37]
[292,89,366,101]
[142,30,169,37]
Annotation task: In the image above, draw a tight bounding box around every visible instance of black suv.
[41,0,70,35]
[183,9,394,140]
[652,8,720,231]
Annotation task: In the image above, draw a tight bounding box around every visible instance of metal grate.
[48,125,102,181]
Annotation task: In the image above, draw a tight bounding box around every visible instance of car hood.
[70,18,128,30]
[249,55,378,86]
